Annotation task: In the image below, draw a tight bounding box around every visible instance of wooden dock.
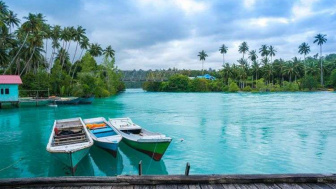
[0,174,336,188]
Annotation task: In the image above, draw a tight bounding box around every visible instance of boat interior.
[86,122,117,138]
[52,120,89,146]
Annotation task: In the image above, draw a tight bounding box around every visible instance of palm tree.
[298,42,310,76]
[238,42,249,59]
[0,1,8,15]
[103,45,115,60]
[284,61,294,82]
[259,45,269,58]
[219,44,228,66]
[3,10,20,33]
[222,63,231,85]
[89,43,103,57]
[197,50,208,75]
[268,45,276,63]
[69,26,86,75]
[248,50,258,62]
[313,33,327,86]
[71,37,89,80]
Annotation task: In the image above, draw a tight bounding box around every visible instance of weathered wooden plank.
[189,184,201,189]
[209,184,225,189]
[234,184,249,189]
[276,183,304,189]
[177,184,190,189]
[112,185,134,189]
[296,184,313,189]
[326,183,336,189]
[156,185,177,189]
[134,185,155,189]
[307,183,334,189]
[222,184,237,189]
[254,183,271,189]
[199,184,212,189]
[242,184,259,189]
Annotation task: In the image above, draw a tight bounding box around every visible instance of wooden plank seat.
[53,138,89,146]
[54,131,85,139]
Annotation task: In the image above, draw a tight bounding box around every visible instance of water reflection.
[119,142,168,175]
[90,146,124,176]
[48,154,94,176]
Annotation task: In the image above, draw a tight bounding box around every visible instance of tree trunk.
[304,55,306,76]
[69,42,79,75]
[320,45,323,86]
[20,47,35,76]
[3,32,29,75]
[202,60,204,75]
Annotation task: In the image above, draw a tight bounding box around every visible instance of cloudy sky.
[4,0,336,70]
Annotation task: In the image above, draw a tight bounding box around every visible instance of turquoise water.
[0,89,336,178]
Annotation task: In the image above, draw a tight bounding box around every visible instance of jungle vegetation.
[0,1,125,97]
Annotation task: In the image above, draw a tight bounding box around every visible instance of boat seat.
[91,127,112,134]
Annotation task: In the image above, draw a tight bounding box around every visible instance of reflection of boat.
[109,117,172,161]
[79,96,95,104]
[19,97,50,107]
[90,145,124,176]
[54,97,80,105]
[47,152,95,176]
[46,117,93,174]
[83,117,122,157]
[119,142,168,175]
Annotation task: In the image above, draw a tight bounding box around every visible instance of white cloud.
[173,0,208,15]
[248,17,289,27]
[243,0,256,9]
[291,0,319,21]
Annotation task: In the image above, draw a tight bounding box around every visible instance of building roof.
[0,75,23,84]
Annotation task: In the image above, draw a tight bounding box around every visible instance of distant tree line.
[0,1,125,97]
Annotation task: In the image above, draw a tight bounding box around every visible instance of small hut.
[0,75,22,108]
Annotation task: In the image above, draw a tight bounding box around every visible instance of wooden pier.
[0,174,335,188]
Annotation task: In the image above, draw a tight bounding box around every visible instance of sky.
[4,0,336,70]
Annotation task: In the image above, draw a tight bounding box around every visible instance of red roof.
[0,75,22,84]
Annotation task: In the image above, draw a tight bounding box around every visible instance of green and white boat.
[46,117,93,174]
[109,117,171,161]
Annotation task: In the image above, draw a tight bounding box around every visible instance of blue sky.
[4,0,336,70]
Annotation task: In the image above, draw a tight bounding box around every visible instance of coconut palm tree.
[219,44,228,66]
[313,33,327,86]
[284,61,294,82]
[89,43,103,57]
[103,45,115,60]
[248,50,258,62]
[3,10,20,33]
[268,45,276,63]
[259,45,269,58]
[0,1,8,15]
[197,50,208,75]
[298,42,310,76]
[238,42,249,59]
[69,26,86,75]
[71,37,89,80]
[222,63,231,85]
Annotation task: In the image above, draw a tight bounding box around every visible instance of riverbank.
[142,74,333,92]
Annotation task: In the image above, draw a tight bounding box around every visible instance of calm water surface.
[0,89,336,178]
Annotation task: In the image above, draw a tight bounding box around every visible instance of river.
[0,89,335,178]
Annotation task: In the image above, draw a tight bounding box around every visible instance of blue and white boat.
[46,117,93,175]
[83,117,122,157]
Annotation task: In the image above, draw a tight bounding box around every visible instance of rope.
[0,157,25,172]
[145,142,158,174]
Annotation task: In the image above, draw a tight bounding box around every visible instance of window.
[5,88,9,94]
[0,89,3,95]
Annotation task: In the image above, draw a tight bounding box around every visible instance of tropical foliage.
[0,1,125,97]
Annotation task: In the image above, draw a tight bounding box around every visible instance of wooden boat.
[19,97,50,107]
[54,97,80,105]
[79,96,95,104]
[83,117,122,157]
[46,117,93,174]
[109,117,172,161]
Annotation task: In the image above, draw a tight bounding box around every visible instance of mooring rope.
[0,157,25,172]
[145,142,158,174]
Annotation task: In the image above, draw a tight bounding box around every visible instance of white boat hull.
[51,147,91,168]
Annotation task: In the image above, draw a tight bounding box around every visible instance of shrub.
[329,69,336,89]
[242,86,252,92]
[189,78,208,92]
[256,79,267,92]
[282,81,299,91]
[301,75,318,90]
[167,74,190,92]
[228,82,240,92]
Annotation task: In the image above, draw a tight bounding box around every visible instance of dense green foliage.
[0,1,125,97]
